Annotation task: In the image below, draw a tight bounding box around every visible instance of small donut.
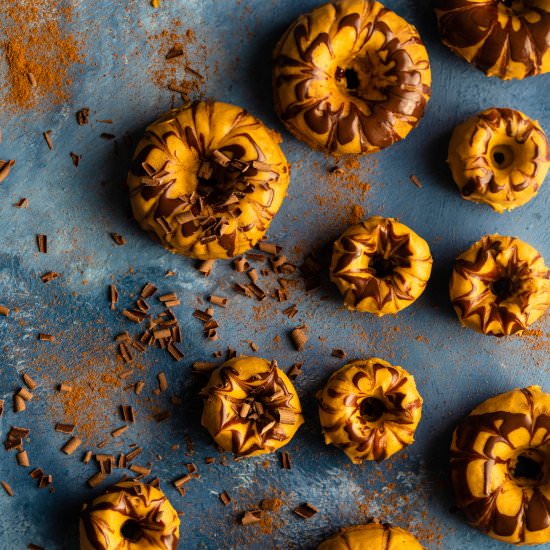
[79,481,180,550]
[317,523,424,549]
[200,356,304,456]
[449,234,550,336]
[330,217,432,316]
[451,386,550,546]
[448,108,550,213]
[273,0,431,154]
[435,0,550,79]
[317,358,423,463]
[128,101,290,260]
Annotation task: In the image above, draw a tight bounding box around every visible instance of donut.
[450,386,550,545]
[330,217,433,316]
[317,358,423,463]
[449,234,550,336]
[448,108,550,213]
[272,0,431,155]
[317,523,424,549]
[127,101,290,260]
[435,0,550,79]
[200,356,304,456]
[79,481,180,549]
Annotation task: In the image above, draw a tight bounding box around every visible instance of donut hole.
[511,451,545,486]
[344,68,360,90]
[370,255,395,278]
[491,277,517,302]
[490,145,514,170]
[360,397,386,422]
[121,520,144,542]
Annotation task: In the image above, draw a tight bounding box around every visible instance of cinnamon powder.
[2,2,82,111]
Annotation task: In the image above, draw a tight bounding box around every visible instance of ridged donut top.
[273,0,431,154]
[128,101,290,260]
[200,356,303,457]
[79,481,180,550]
[450,386,550,545]
[317,523,424,550]
[436,0,550,79]
[450,234,550,336]
[448,108,550,213]
[330,217,433,315]
[317,358,423,463]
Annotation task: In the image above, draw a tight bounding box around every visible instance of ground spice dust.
[2,2,83,111]
[145,22,206,101]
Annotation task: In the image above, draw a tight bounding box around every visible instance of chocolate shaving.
[197,259,215,276]
[166,46,184,59]
[282,304,298,319]
[61,437,82,455]
[130,464,151,477]
[111,425,128,438]
[119,343,133,363]
[0,160,15,184]
[122,309,147,323]
[258,242,281,255]
[140,282,157,298]
[280,451,291,470]
[27,71,37,87]
[87,472,106,488]
[290,326,308,351]
[157,372,168,392]
[331,349,346,359]
[76,108,90,125]
[111,232,126,245]
[109,285,119,310]
[241,510,262,525]
[0,305,10,316]
[1,481,14,496]
[38,333,54,342]
[13,394,25,413]
[277,408,296,425]
[15,198,28,208]
[40,271,60,283]
[58,382,72,392]
[55,423,75,434]
[167,343,184,361]
[125,447,142,463]
[17,387,33,401]
[192,361,217,374]
[82,451,93,464]
[70,152,81,167]
[409,174,423,189]
[219,491,231,505]
[209,295,228,307]
[135,381,145,395]
[36,235,47,253]
[293,503,319,519]
[0,400,4,418]
[43,131,53,150]
[233,257,250,272]
[287,363,303,379]
[22,373,37,390]
[5,426,30,450]
[120,405,135,423]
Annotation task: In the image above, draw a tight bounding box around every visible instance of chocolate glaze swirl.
[450,234,550,336]
[436,0,550,79]
[451,386,550,545]
[80,481,180,550]
[128,101,289,260]
[317,359,423,463]
[201,356,303,456]
[330,217,432,315]
[273,0,431,154]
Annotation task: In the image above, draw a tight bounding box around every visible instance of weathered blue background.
[0,0,548,548]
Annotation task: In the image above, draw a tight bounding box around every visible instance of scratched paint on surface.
[0,0,548,549]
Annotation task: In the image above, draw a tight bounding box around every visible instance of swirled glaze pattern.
[128,101,290,259]
[449,234,550,336]
[201,356,303,457]
[317,523,424,549]
[79,481,180,550]
[273,0,431,154]
[330,217,432,316]
[317,358,423,463]
[436,0,550,80]
[448,108,550,212]
[451,386,550,545]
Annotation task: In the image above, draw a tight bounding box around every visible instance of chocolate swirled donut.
[448,108,550,213]
[330,217,433,316]
[273,0,431,154]
[318,523,424,549]
[317,358,423,463]
[436,0,550,80]
[451,386,550,545]
[200,356,304,457]
[128,101,290,260]
[449,234,550,336]
[80,481,180,550]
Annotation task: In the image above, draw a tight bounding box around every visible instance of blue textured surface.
[0,1,549,549]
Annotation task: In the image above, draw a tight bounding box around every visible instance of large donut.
[200,356,304,457]
[449,234,550,336]
[448,108,550,213]
[317,523,424,549]
[435,0,550,80]
[317,358,423,463]
[79,481,180,549]
[273,0,431,154]
[128,101,290,260]
[451,386,550,546]
[330,217,433,316]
